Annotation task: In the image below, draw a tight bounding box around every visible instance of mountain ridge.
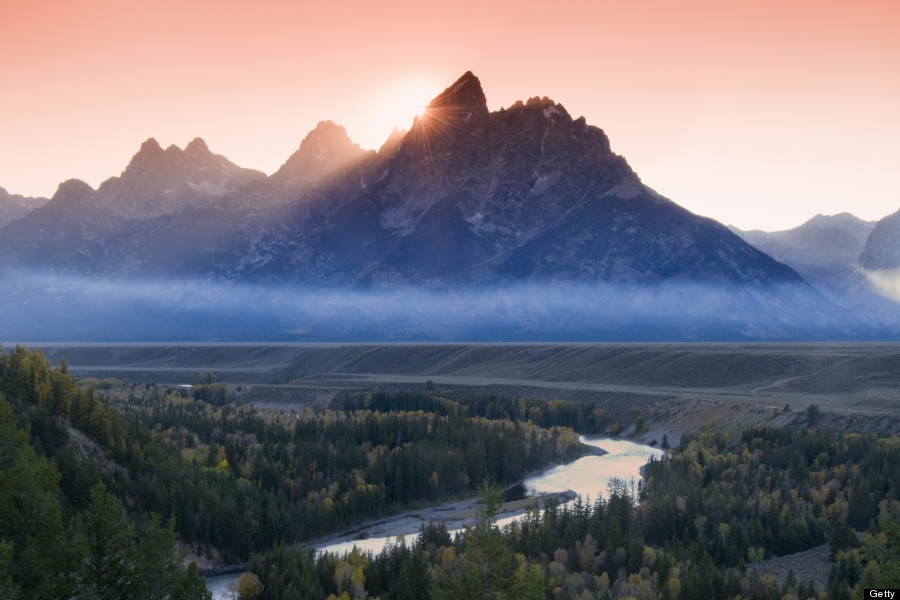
[0,71,879,340]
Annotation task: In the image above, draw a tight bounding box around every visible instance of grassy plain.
[29,342,900,419]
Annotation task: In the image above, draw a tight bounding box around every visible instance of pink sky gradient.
[2,0,898,230]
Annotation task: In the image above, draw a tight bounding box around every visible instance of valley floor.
[25,342,900,434]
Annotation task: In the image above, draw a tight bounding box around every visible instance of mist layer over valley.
[1,270,879,342]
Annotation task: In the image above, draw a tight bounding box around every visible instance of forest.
[2,344,900,599]
[239,425,900,600]
[0,345,581,596]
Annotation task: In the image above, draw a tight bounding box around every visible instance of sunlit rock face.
[270,121,375,188]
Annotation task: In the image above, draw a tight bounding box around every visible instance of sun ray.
[376,80,437,140]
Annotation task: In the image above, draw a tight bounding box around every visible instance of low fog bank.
[1,272,897,342]
[861,267,900,304]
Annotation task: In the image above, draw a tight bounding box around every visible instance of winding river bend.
[206,437,663,598]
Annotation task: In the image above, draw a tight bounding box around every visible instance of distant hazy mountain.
[860,208,900,271]
[0,138,267,274]
[0,72,871,341]
[731,213,875,304]
[858,208,900,306]
[733,213,900,335]
[0,186,48,228]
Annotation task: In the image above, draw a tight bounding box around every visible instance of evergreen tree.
[433,482,545,600]
[856,513,900,593]
[0,540,22,600]
[132,513,184,600]
[0,398,70,599]
[77,484,137,600]
[171,563,212,600]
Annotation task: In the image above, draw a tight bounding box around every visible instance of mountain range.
[1,72,897,341]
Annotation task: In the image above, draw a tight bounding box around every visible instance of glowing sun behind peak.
[363,79,438,149]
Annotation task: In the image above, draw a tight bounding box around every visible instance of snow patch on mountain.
[604,179,647,200]
[380,205,416,235]
[188,180,230,197]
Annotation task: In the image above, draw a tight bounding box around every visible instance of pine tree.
[77,484,137,600]
[432,481,545,600]
[171,563,212,600]
[132,514,184,600]
[0,398,70,599]
[0,540,22,600]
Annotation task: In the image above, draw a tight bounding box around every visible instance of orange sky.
[2,0,898,230]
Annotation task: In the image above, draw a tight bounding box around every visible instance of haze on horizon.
[2,0,899,231]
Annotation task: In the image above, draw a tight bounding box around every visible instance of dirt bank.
[305,490,575,552]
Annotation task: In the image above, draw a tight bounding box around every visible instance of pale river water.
[205,436,663,598]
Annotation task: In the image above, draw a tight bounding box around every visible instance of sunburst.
[377,80,436,139]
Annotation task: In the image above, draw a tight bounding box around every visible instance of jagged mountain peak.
[184,137,211,156]
[378,127,406,155]
[139,137,163,152]
[425,71,488,116]
[271,120,372,185]
[303,120,357,152]
[497,96,573,125]
[121,137,233,179]
[118,137,202,185]
[114,137,260,182]
[52,178,95,201]
[81,137,265,219]
[526,95,567,111]
[124,138,166,172]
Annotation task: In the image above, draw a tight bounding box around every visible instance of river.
[205,436,663,598]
